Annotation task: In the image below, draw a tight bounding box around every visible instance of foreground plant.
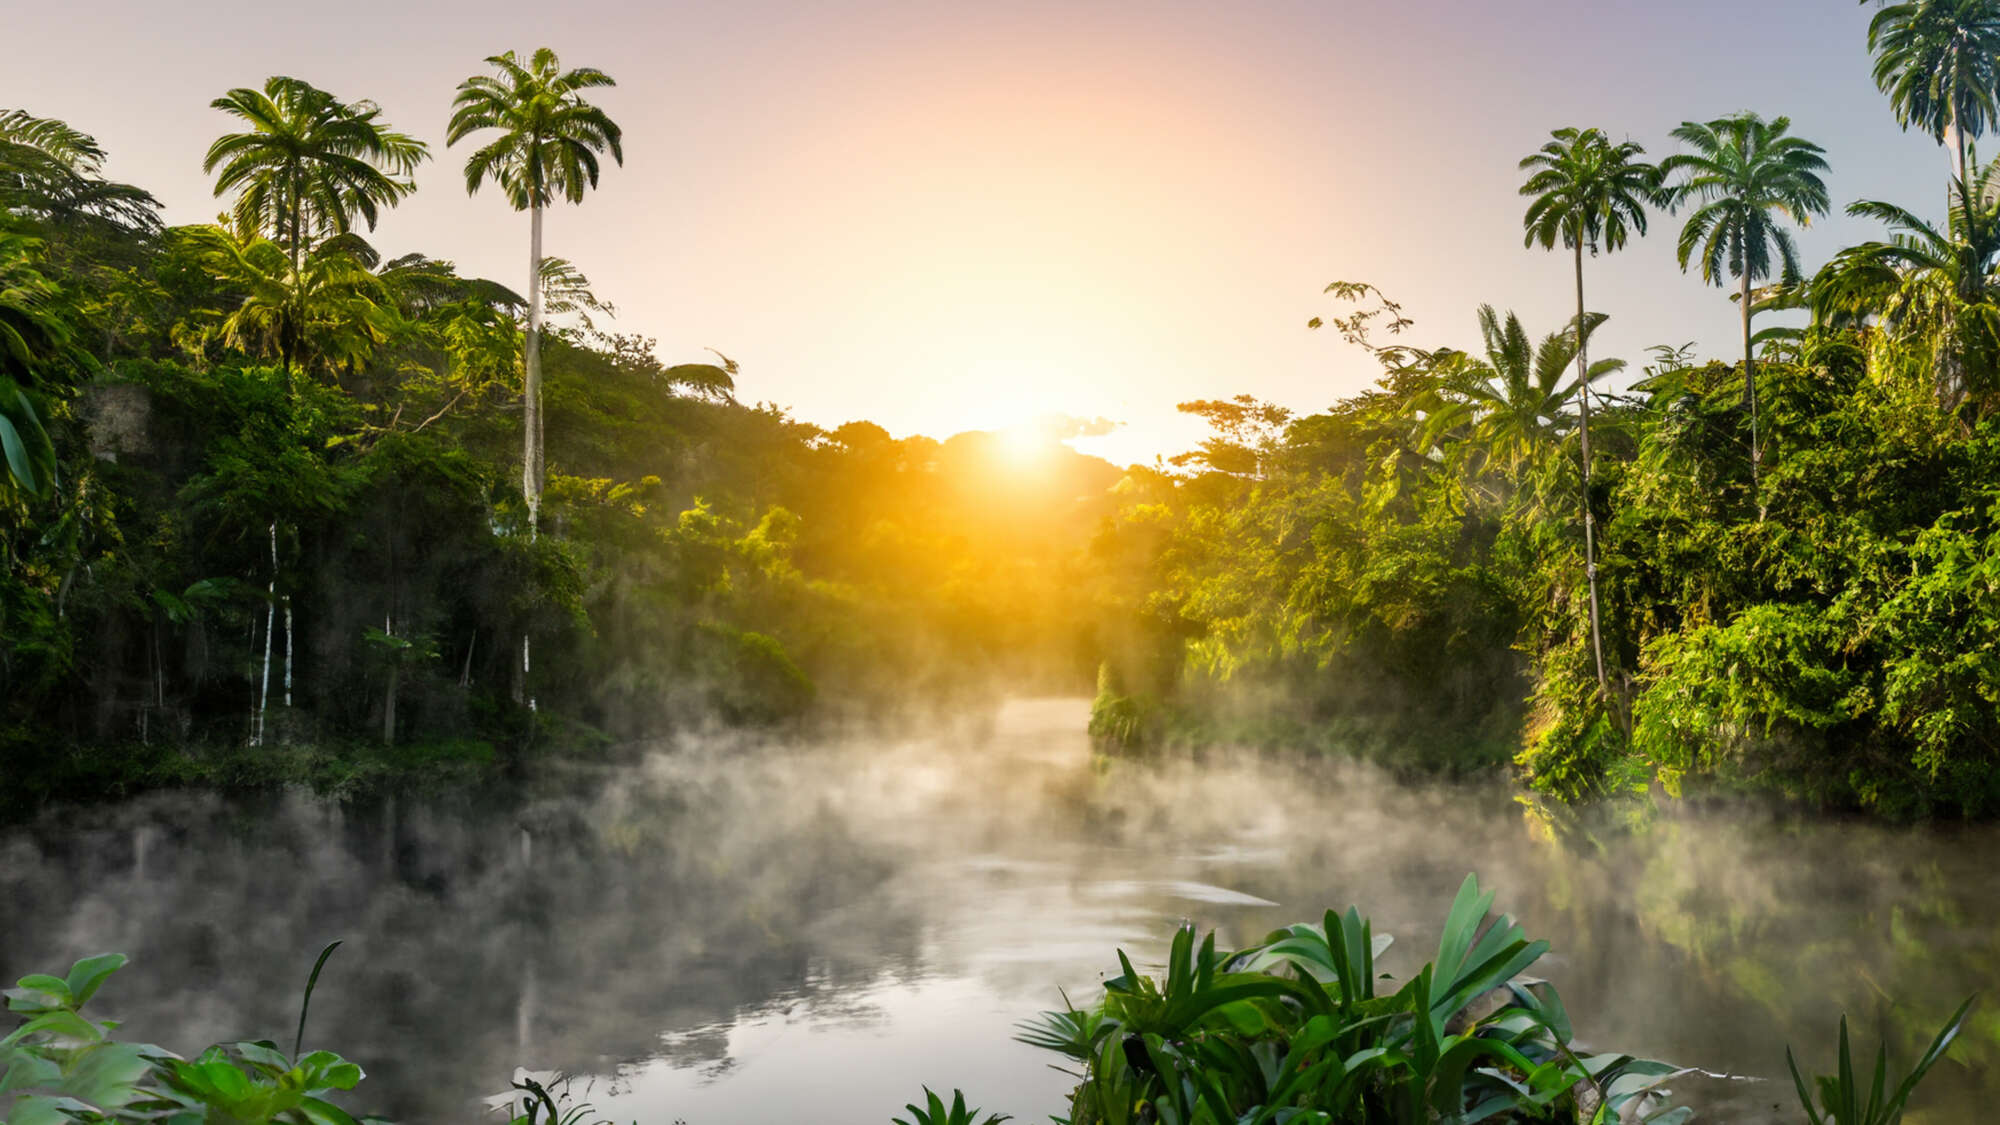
[0,950,378,1125]
[1786,996,1975,1125]
[892,1088,1009,1125]
[1016,874,1687,1125]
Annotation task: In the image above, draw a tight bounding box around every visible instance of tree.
[1518,127,1659,703]
[204,77,427,254]
[1661,112,1830,510]
[446,48,624,536]
[175,225,387,377]
[1864,0,2000,191]
[1412,306,1623,487]
[1,109,162,242]
[1814,157,2000,412]
[204,77,426,383]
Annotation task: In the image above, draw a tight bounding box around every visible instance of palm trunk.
[1742,271,1761,521]
[1958,126,1969,201]
[1573,241,1610,705]
[285,182,303,394]
[524,202,544,533]
[519,201,544,710]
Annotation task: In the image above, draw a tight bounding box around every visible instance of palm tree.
[1415,306,1624,484]
[1814,157,2000,411]
[1,109,162,241]
[1661,113,1830,508]
[205,78,427,253]
[1518,127,1659,702]
[446,48,623,537]
[176,225,389,376]
[204,77,426,382]
[537,256,616,330]
[1864,0,2000,192]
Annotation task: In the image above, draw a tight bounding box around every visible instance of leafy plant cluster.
[1014,875,1686,1125]
[0,951,380,1125]
[997,875,1974,1125]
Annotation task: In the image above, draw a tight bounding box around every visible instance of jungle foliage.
[1086,2,2000,819]
[15,5,2000,824]
[0,70,1114,815]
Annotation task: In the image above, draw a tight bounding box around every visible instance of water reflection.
[2,699,1994,1123]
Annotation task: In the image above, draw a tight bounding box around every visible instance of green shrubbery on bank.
[1090,343,2000,818]
[1083,4,2000,818]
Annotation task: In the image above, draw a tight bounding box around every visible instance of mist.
[3,699,1992,1123]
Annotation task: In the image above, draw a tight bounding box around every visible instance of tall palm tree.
[205,78,427,254]
[1519,127,1659,702]
[1864,0,2000,192]
[446,48,623,536]
[1661,113,1830,507]
[1814,157,2000,411]
[204,77,426,382]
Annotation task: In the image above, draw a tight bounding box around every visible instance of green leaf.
[0,411,36,493]
[297,1095,365,1125]
[62,954,128,1009]
[62,1041,154,1109]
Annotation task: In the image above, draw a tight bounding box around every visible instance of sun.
[994,421,1057,469]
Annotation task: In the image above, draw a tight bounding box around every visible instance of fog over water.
[3,699,1995,1123]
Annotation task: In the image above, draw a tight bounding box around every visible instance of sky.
[5,0,1959,466]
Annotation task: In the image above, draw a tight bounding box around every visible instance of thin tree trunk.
[383,668,398,746]
[382,613,398,746]
[1743,270,1761,521]
[1573,241,1610,705]
[283,596,293,709]
[519,202,544,711]
[1958,125,1969,200]
[248,612,262,744]
[256,520,276,746]
[285,180,303,394]
[525,202,544,533]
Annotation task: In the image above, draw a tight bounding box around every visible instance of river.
[2,698,1993,1123]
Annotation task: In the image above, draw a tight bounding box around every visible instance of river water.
[2,698,1995,1123]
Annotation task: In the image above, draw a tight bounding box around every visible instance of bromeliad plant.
[1016,875,1688,1125]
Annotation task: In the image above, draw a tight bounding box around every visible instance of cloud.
[1037,414,1124,441]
